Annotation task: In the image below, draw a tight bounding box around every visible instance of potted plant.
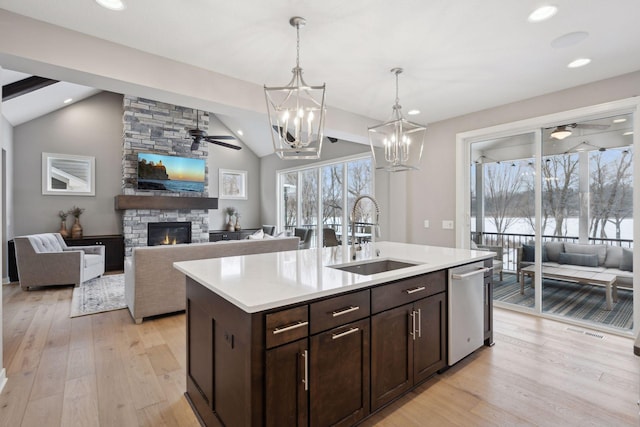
[57,210,69,238]
[67,205,85,238]
[225,206,236,231]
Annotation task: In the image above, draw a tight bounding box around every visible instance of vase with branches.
[57,210,69,238]
[67,206,85,238]
[225,206,236,231]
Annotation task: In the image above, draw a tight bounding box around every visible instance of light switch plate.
[442,220,454,229]
[423,220,429,228]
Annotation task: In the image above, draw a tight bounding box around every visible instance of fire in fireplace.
[147,222,192,246]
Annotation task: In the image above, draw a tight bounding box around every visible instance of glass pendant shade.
[265,17,326,160]
[368,68,426,172]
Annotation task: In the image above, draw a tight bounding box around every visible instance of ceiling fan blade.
[272,125,296,143]
[208,135,236,140]
[205,138,242,150]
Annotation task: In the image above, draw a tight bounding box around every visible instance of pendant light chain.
[296,21,301,69]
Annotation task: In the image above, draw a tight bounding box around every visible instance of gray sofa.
[124,237,299,323]
[14,232,105,290]
[517,242,633,289]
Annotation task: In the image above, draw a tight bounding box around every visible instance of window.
[278,155,374,247]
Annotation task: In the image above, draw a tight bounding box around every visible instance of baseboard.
[2,276,9,285]
[0,368,7,394]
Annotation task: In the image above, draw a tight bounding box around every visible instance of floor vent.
[565,327,605,340]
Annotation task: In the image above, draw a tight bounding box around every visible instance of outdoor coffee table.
[520,265,617,310]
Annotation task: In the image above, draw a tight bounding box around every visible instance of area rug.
[70,274,126,318]
[493,273,633,330]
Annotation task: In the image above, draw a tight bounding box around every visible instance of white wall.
[409,70,640,247]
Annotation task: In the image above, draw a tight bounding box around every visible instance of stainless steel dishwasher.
[448,261,488,365]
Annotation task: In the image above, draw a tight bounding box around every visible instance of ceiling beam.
[2,76,58,102]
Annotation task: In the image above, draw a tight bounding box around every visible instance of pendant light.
[368,68,426,171]
[264,17,326,160]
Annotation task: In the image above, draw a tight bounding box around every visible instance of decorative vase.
[235,217,241,231]
[71,217,83,239]
[58,220,69,238]
[226,217,235,231]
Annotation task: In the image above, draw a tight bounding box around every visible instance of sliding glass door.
[465,105,636,334]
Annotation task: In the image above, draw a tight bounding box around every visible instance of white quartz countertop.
[173,241,493,313]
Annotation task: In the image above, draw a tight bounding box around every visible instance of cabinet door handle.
[405,286,426,295]
[331,305,359,317]
[410,311,416,340]
[417,308,422,338]
[272,320,308,335]
[331,327,359,340]
[301,350,309,391]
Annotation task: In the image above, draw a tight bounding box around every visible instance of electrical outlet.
[423,220,429,228]
[442,220,454,230]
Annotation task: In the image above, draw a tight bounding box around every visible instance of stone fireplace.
[121,96,211,256]
[147,221,192,246]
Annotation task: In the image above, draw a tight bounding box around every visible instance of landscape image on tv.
[137,153,205,192]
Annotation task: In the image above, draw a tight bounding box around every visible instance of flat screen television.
[137,152,206,192]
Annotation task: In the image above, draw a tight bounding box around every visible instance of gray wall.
[208,115,261,231]
[409,69,640,247]
[13,91,124,236]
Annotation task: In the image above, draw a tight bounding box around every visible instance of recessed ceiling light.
[613,118,627,123]
[567,58,591,68]
[63,98,73,104]
[623,131,634,136]
[237,130,244,136]
[95,0,126,11]
[528,5,558,22]
[407,109,420,116]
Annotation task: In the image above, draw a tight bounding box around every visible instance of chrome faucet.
[351,195,381,260]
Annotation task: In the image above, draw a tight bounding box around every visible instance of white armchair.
[14,233,105,290]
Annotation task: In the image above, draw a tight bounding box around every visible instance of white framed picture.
[219,169,247,200]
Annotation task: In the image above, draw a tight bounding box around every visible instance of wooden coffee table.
[520,265,617,310]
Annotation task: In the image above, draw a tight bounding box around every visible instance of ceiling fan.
[186,111,241,151]
[549,122,609,140]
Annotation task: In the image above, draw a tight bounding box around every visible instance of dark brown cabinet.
[371,273,447,411]
[184,266,471,427]
[209,229,258,241]
[309,318,370,427]
[265,338,309,427]
[65,234,125,271]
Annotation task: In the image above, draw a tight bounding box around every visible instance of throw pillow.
[521,244,535,262]
[604,246,623,268]
[564,243,607,265]
[247,229,264,240]
[620,248,633,272]
[557,252,599,268]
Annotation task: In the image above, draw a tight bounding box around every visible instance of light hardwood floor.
[2,281,639,426]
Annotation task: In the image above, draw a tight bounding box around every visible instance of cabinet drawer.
[266,305,309,349]
[371,271,446,313]
[310,290,370,335]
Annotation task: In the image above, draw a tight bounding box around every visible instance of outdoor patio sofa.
[517,241,633,289]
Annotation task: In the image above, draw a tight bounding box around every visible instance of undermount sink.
[330,258,420,275]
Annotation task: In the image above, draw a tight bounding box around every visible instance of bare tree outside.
[590,148,633,239]
[541,155,579,237]
[483,162,527,234]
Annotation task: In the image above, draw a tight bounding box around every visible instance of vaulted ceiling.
[2,1,640,156]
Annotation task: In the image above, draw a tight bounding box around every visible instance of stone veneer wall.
[122,95,210,256]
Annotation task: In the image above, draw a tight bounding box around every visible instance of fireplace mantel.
[115,195,218,210]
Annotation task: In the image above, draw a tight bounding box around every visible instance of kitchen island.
[174,242,494,427]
